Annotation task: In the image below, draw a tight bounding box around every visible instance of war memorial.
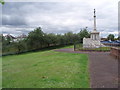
[83,9,104,48]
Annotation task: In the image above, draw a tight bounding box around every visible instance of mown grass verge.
[2,46,90,88]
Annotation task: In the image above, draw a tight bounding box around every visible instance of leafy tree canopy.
[118,35,120,40]
[0,0,5,5]
[107,34,115,41]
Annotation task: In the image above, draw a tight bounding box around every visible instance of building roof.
[17,34,27,38]
[5,34,16,39]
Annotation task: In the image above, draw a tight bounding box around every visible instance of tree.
[118,36,120,40]
[2,26,93,55]
[107,34,115,41]
[26,27,45,50]
[14,41,26,54]
[2,35,11,45]
[44,33,56,47]
[48,33,58,46]
[0,0,5,5]
[64,32,73,44]
[78,28,90,43]
[6,36,11,44]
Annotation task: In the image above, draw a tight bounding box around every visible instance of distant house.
[4,34,27,42]
[14,34,27,42]
[4,34,16,42]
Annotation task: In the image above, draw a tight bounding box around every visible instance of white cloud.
[2,0,119,37]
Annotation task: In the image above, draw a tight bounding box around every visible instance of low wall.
[110,47,120,59]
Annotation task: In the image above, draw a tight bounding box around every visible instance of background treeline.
[1,27,90,56]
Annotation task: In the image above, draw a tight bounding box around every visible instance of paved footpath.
[54,48,118,88]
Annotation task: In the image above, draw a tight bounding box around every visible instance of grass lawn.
[94,47,111,51]
[79,47,111,51]
[75,44,111,51]
[2,46,90,88]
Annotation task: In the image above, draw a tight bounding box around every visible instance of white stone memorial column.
[94,9,97,31]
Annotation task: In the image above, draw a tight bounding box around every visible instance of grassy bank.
[2,46,90,88]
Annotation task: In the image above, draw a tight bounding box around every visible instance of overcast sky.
[1,0,119,37]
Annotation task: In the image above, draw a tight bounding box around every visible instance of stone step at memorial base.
[83,38,105,48]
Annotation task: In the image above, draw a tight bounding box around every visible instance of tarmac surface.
[54,48,118,88]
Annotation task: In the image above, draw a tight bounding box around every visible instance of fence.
[110,47,120,59]
[74,42,120,52]
[1,44,68,56]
